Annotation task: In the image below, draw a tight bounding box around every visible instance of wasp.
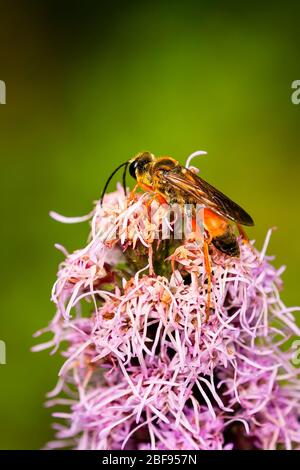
[101,152,254,320]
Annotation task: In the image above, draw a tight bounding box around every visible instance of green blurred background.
[0,0,299,449]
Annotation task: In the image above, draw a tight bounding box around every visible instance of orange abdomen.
[203,209,239,257]
[203,209,228,238]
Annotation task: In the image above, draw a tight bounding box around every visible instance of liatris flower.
[34,156,300,450]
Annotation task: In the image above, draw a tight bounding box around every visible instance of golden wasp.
[101,151,254,320]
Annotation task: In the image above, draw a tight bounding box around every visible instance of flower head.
[35,157,300,450]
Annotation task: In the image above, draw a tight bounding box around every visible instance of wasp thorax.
[153,158,177,173]
[129,152,155,179]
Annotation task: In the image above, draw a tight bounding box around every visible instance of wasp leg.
[148,243,154,276]
[145,192,168,221]
[190,210,203,241]
[145,194,155,218]
[203,238,212,322]
[148,191,168,206]
[156,193,168,205]
[191,213,197,233]
[237,224,249,244]
[127,183,139,204]
[191,213,212,321]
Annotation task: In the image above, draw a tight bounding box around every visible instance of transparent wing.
[163,168,254,226]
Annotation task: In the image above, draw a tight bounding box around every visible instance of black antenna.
[122,162,128,197]
[100,161,128,206]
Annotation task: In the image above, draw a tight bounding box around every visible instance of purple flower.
[34,169,300,450]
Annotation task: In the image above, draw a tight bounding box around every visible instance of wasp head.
[129,152,155,180]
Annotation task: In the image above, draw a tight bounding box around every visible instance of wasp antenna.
[100,161,128,206]
[122,162,129,197]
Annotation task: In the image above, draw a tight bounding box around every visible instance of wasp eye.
[129,161,137,179]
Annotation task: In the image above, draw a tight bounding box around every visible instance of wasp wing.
[163,168,254,226]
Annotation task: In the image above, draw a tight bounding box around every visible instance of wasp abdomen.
[212,230,240,257]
